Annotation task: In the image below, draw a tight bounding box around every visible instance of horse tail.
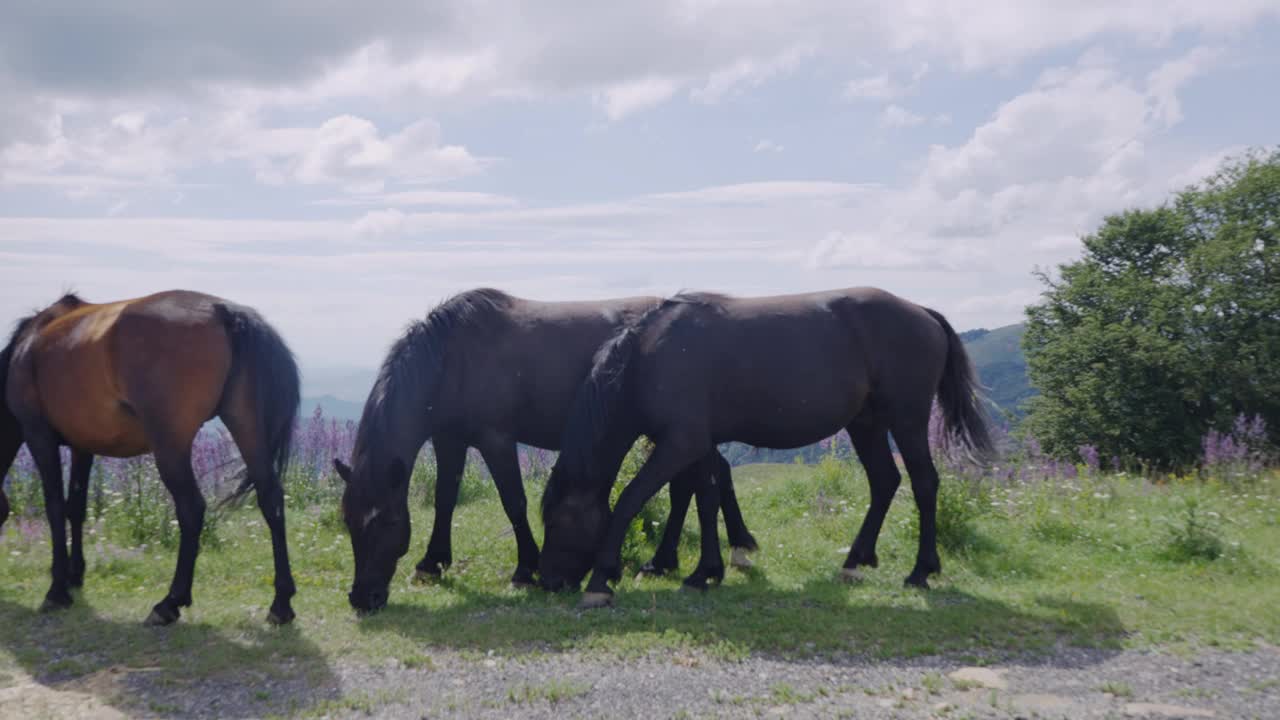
[924,308,994,459]
[215,304,301,508]
[0,329,25,529]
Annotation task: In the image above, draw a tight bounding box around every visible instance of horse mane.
[541,293,717,513]
[1,293,85,428]
[351,288,514,485]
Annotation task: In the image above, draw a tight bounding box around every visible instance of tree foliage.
[1023,149,1280,470]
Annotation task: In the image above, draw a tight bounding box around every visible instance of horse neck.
[354,380,434,478]
[578,424,643,503]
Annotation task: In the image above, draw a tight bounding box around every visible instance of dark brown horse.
[333,289,756,613]
[539,288,994,607]
[0,291,300,625]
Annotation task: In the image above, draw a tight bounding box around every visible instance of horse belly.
[715,372,867,450]
[46,392,151,457]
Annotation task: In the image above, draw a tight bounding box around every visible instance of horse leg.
[415,436,466,582]
[714,452,758,567]
[0,431,20,532]
[640,470,693,577]
[582,439,704,605]
[683,457,726,591]
[222,415,297,625]
[476,436,540,588]
[146,443,205,626]
[26,429,71,611]
[843,419,901,581]
[894,422,942,589]
[66,450,93,588]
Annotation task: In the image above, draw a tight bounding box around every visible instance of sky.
[2,1,1278,374]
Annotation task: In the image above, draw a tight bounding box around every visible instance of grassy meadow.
[2,447,1278,711]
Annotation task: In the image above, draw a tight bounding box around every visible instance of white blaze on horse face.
[361,507,380,530]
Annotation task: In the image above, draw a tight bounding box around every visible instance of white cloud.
[690,47,812,104]
[1,111,485,198]
[287,116,483,190]
[845,73,900,101]
[596,77,682,121]
[1147,46,1221,127]
[879,104,926,128]
[315,190,519,208]
[644,181,874,205]
[352,208,408,236]
[845,62,928,101]
[753,139,784,153]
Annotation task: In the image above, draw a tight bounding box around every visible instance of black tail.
[925,308,994,459]
[215,304,301,508]
[0,322,30,530]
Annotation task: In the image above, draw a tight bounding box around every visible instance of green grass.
[506,679,590,705]
[1,460,1278,714]
[1098,680,1134,698]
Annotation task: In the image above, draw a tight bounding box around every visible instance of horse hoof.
[730,547,753,569]
[413,569,442,585]
[840,567,865,584]
[144,609,176,627]
[39,596,72,614]
[578,592,614,609]
[638,562,671,577]
[267,608,296,625]
[679,580,709,593]
[903,576,930,590]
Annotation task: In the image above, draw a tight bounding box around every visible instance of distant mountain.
[300,394,364,422]
[301,365,378,404]
[959,323,1034,421]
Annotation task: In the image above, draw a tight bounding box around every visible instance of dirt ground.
[3,645,1277,719]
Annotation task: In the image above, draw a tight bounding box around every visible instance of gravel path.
[4,645,1278,719]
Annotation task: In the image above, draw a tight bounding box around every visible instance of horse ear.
[333,459,353,484]
[390,458,409,490]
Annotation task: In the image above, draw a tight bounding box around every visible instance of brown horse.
[0,291,300,625]
[539,288,994,607]
[333,288,757,613]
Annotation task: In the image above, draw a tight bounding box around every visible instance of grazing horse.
[0,291,300,625]
[539,288,993,607]
[333,288,756,613]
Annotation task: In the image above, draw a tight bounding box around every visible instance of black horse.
[333,289,756,613]
[539,288,993,607]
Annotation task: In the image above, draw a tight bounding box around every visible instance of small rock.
[948,667,1008,690]
[1123,702,1216,718]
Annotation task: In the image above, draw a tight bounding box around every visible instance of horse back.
[22,291,233,456]
[632,288,944,448]
[434,296,656,448]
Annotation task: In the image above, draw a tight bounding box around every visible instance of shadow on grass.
[354,569,1127,666]
[0,595,338,718]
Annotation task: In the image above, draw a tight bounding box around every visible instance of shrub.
[609,438,665,568]
[935,472,990,554]
[1160,498,1225,563]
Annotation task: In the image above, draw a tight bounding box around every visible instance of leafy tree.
[1023,149,1280,470]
